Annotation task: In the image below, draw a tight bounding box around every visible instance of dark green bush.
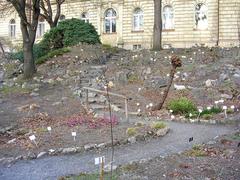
[11,18,99,64]
[42,18,100,50]
[167,97,197,115]
[10,44,47,62]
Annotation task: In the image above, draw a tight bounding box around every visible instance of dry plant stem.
[152,55,182,111]
[153,69,176,110]
[106,86,114,179]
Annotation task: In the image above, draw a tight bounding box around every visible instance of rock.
[221,94,233,100]
[62,147,77,154]
[145,76,167,89]
[156,127,170,137]
[37,152,47,158]
[219,73,228,82]
[88,92,97,98]
[30,92,39,97]
[52,102,62,106]
[205,79,217,87]
[135,134,145,141]
[7,138,16,144]
[115,71,128,84]
[27,152,36,159]
[111,104,120,112]
[84,143,96,151]
[174,84,186,90]
[233,73,240,86]
[144,67,151,75]
[96,143,106,148]
[104,164,117,172]
[127,136,136,144]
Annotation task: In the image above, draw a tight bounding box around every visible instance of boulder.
[62,147,77,154]
[156,127,170,137]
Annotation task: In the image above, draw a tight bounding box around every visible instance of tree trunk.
[23,42,36,79]
[153,0,162,50]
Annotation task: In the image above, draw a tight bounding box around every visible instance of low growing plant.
[167,97,197,115]
[126,127,137,136]
[151,121,166,130]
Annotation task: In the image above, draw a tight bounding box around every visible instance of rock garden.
[0,42,240,178]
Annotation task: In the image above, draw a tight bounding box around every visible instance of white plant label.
[95,156,105,165]
[231,105,235,109]
[222,106,227,110]
[207,107,211,110]
[171,115,175,119]
[47,127,52,131]
[198,109,203,113]
[72,132,76,136]
[29,135,36,141]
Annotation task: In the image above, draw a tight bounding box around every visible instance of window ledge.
[102,32,117,35]
[162,29,175,32]
[131,30,144,33]
[193,28,208,31]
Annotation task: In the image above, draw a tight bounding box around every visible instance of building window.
[133,8,143,31]
[195,3,208,30]
[163,5,174,30]
[104,8,116,33]
[81,12,89,23]
[37,18,45,37]
[59,15,66,21]
[9,19,16,38]
[133,44,142,50]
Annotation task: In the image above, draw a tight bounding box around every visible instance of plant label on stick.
[47,127,52,135]
[95,156,105,165]
[29,135,38,147]
[72,132,76,141]
[222,106,227,118]
[197,109,202,121]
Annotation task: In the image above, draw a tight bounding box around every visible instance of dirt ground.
[116,132,240,180]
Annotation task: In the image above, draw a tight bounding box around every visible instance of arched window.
[163,5,174,30]
[104,8,116,33]
[133,8,143,31]
[9,19,16,38]
[195,3,208,30]
[81,12,89,23]
[37,18,45,37]
[59,14,66,21]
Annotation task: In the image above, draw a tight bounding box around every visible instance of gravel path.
[0,121,236,180]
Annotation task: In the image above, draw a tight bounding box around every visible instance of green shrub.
[151,122,166,130]
[10,18,100,64]
[42,18,101,50]
[10,44,47,62]
[126,127,137,136]
[36,47,70,65]
[167,97,197,115]
[201,107,222,116]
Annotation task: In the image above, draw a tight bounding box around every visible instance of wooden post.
[125,98,128,123]
[100,157,104,180]
[85,89,89,107]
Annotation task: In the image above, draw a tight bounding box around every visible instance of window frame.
[104,8,117,34]
[37,19,45,38]
[162,5,174,30]
[81,12,89,23]
[195,3,208,30]
[133,8,144,31]
[9,19,16,39]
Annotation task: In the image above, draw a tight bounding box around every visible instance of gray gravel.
[0,121,237,180]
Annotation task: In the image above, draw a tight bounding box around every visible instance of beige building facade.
[0,0,239,50]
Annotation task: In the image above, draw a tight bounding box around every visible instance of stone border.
[0,127,170,166]
[166,117,239,125]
